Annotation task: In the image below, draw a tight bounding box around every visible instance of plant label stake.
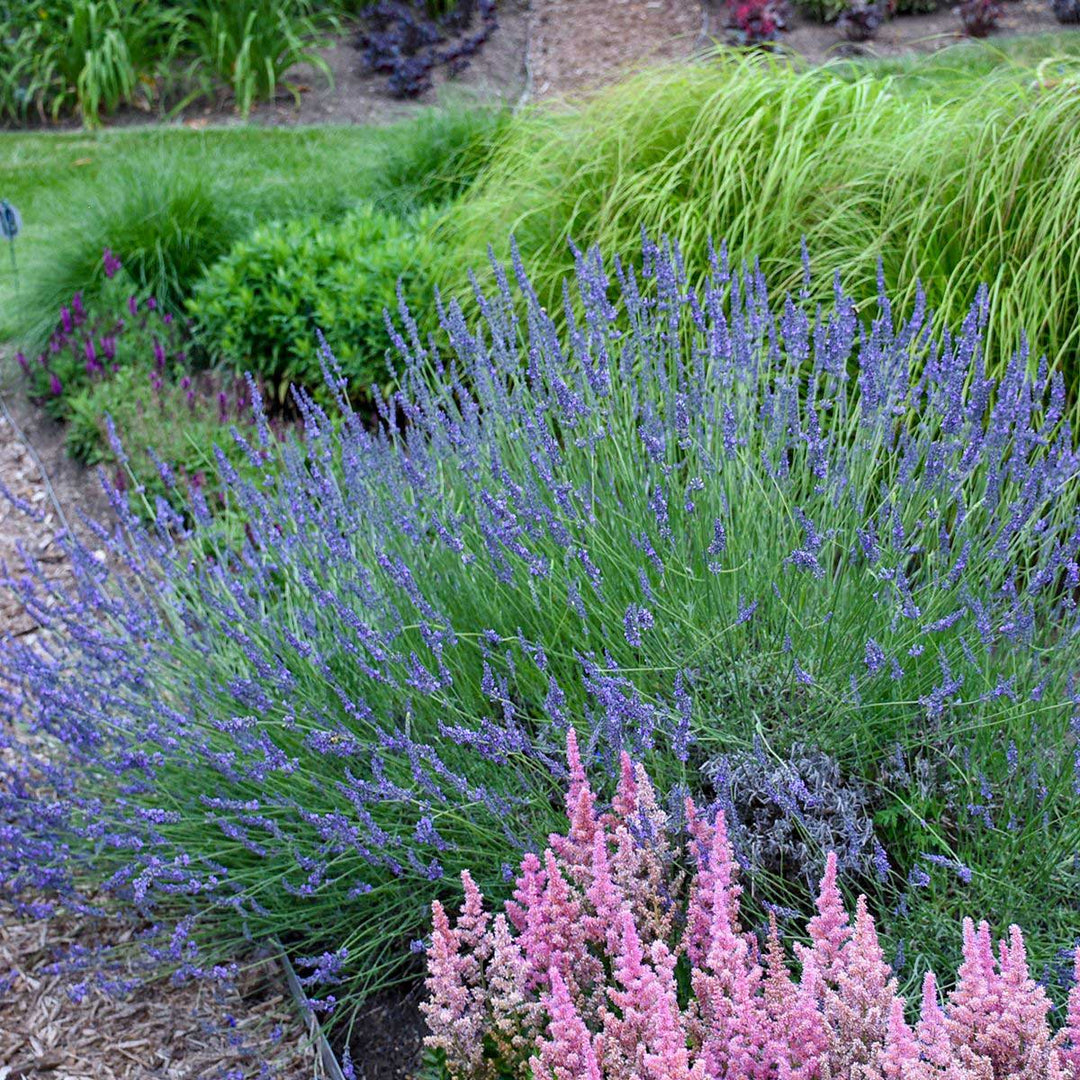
[0,200,21,293]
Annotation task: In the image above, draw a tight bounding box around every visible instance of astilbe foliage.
[424,735,1080,1080]
[3,235,1080,1011]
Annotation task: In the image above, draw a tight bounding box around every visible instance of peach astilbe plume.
[821,895,901,1075]
[421,891,487,1075]
[422,733,1080,1080]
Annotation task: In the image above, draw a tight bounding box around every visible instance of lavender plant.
[3,237,1080,1018]
[704,741,879,889]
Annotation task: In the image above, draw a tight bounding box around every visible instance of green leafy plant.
[183,0,333,118]
[187,206,435,404]
[0,0,182,124]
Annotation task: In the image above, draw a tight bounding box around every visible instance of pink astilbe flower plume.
[917,971,954,1070]
[600,909,703,1080]
[550,783,599,887]
[608,760,672,944]
[565,728,588,808]
[684,805,742,967]
[550,730,599,883]
[456,870,492,964]
[521,849,597,996]
[797,851,853,994]
[821,894,899,1073]
[692,808,767,1080]
[762,914,827,1080]
[612,752,639,819]
[585,829,623,955]
[487,913,543,1062]
[422,747,1078,1080]
[532,967,603,1080]
[506,851,547,936]
[878,995,934,1080]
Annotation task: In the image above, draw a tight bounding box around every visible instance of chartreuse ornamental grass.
[439,46,1080,397]
[3,236,1079,1025]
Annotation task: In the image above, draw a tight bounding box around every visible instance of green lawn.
[0,126,391,338]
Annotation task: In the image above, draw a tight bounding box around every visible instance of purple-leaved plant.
[2,236,1079,1016]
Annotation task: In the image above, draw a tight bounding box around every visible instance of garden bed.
[3,13,1080,1080]
[527,0,1075,99]
[86,2,530,130]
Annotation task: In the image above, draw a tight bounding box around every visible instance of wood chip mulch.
[0,374,325,1079]
[529,0,708,99]
[0,905,326,1080]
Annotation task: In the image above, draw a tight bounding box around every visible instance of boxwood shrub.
[187,205,434,405]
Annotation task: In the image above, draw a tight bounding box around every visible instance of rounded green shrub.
[188,205,434,405]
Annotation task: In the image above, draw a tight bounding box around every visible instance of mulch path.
[0,368,325,1079]
[526,0,1076,101]
[529,0,706,99]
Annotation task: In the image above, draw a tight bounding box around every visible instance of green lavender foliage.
[4,238,1080,1016]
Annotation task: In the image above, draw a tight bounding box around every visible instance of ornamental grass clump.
[2,236,1080,1017]
[439,55,1080,398]
[424,734,1080,1080]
